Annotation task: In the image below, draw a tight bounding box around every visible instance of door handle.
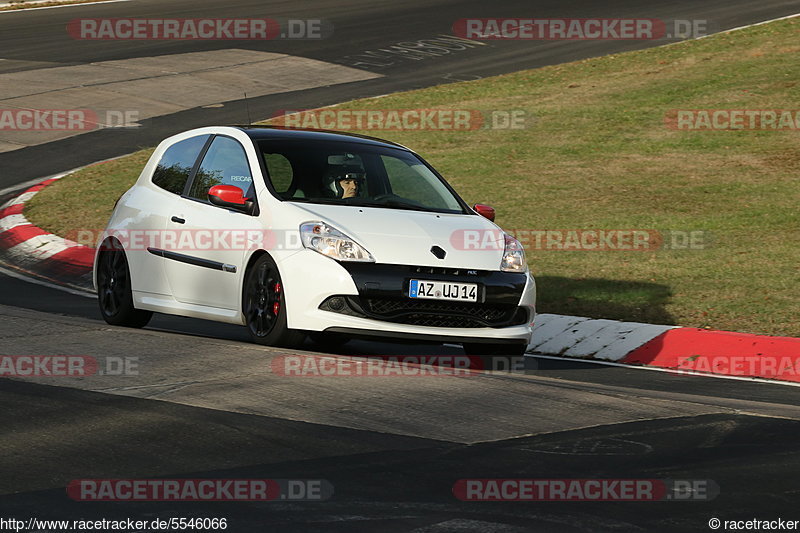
[171,216,185,224]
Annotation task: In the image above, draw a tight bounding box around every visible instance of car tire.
[243,254,306,348]
[96,246,153,328]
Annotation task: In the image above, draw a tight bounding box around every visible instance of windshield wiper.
[354,200,440,212]
[284,197,342,206]
[286,197,457,214]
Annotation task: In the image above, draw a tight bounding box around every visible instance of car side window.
[187,136,254,202]
[151,135,210,195]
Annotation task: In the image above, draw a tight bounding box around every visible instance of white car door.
[127,134,211,296]
[161,135,264,310]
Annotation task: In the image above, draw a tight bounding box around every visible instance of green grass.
[26,17,800,336]
[27,150,154,241]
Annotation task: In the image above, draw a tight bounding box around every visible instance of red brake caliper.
[273,282,282,315]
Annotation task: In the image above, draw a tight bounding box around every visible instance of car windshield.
[256,139,466,214]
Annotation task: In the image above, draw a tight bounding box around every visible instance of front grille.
[366,298,510,320]
[320,295,527,328]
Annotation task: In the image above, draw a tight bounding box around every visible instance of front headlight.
[501,233,527,272]
[300,221,374,262]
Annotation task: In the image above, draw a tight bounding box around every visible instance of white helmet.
[323,165,365,198]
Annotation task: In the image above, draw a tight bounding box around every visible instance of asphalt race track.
[1,1,800,531]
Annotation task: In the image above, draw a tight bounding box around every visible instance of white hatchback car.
[94,126,536,354]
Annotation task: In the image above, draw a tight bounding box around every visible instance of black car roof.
[232,125,410,150]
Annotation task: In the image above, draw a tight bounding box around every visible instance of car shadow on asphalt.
[535,275,674,326]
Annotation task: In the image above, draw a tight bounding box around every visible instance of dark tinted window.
[255,139,465,214]
[188,136,254,201]
[152,135,210,195]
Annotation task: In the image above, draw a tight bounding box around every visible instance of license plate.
[409,279,478,302]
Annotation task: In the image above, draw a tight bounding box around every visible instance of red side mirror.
[209,185,247,205]
[208,185,254,214]
[473,203,496,222]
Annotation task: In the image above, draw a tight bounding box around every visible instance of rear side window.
[151,135,210,195]
[188,136,255,201]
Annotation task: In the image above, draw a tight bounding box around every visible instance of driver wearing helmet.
[323,165,365,199]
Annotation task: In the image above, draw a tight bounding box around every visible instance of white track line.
[0,172,71,198]
[0,152,136,198]
[0,0,129,13]
[526,353,800,389]
[659,12,800,48]
[0,264,94,297]
[0,177,52,198]
[709,12,800,36]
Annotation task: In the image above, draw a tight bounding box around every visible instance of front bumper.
[276,250,536,343]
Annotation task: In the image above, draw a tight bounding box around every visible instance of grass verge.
[26,17,800,336]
